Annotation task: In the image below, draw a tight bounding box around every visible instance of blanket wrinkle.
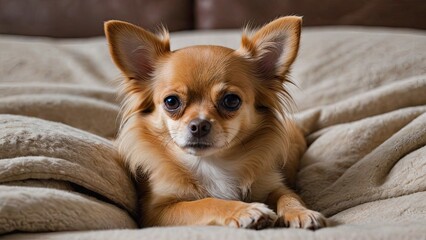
[0,115,137,215]
[56,45,114,83]
[0,94,120,138]
[332,191,426,225]
[0,83,117,101]
[1,157,118,195]
[3,179,74,191]
[296,77,426,133]
[308,39,377,81]
[0,185,137,234]
[299,110,426,216]
[301,107,425,171]
[373,113,426,182]
[293,31,426,111]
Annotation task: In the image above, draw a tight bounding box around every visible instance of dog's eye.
[164,96,181,110]
[222,94,241,111]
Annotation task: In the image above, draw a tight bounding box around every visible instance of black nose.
[188,118,211,137]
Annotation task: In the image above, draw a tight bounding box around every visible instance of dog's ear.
[104,20,170,80]
[239,16,302,80]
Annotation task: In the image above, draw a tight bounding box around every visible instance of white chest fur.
[183,157,247,200]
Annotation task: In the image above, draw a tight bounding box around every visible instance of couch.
[1,1,425,239]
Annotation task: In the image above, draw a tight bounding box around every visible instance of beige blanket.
[0,27,425,239]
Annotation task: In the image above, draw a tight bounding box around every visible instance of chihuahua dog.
[105,16,326,229]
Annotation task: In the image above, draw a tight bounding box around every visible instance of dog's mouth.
[184,142,213,149]
[181,141,216,156]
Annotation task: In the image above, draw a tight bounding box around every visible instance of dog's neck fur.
[178,154,247,200]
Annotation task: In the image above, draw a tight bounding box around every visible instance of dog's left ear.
[239,16,302,80]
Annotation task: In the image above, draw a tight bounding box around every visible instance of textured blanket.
[0,27,425,239]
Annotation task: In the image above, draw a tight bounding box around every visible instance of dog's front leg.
[147,197,277,229]
[267,187,327,229]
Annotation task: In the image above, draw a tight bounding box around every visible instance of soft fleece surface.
[0,27,425,239]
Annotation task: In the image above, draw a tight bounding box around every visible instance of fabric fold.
[0,115,137,233]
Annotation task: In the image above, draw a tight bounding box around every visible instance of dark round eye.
[222,94,241,111]
[164,96,181,110]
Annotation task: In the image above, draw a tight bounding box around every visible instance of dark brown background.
[0,0,425,38]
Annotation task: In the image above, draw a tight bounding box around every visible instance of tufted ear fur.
[239,16,302,80]
[104,20,170,81]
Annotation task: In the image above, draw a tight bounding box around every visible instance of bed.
[0,24,425,239]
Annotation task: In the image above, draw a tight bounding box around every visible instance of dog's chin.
[179,142,218,156]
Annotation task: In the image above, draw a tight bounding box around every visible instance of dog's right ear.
[104,20,170,80]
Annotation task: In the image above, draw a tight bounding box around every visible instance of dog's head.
[105,17,301,157]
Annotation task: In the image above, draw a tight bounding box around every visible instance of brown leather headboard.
[0,0,193,38]
[195,0,426,30]
[0,0,425,38]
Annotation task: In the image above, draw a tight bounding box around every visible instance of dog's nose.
[188,118,211,137]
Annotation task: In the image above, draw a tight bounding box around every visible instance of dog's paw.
[225,203,278,229]
[276,208,327,230]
